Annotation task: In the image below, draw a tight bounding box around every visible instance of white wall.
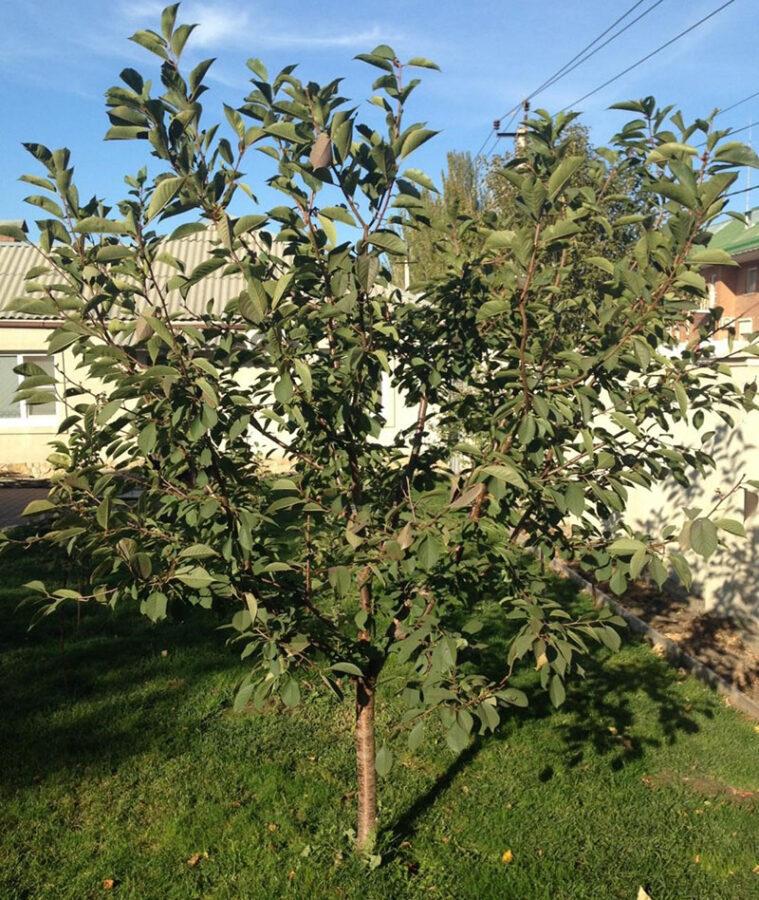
[624,358,759,626]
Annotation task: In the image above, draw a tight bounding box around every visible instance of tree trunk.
[355,675,377,852]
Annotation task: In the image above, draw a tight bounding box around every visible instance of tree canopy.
[3,4,758,853]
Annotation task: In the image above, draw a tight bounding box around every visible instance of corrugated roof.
[0,227,276,322]
[0,243,49,319]
[708,210,759,256]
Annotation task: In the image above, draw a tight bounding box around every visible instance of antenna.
[746,118,753,216]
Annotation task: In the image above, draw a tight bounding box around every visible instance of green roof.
[708,211,759,256]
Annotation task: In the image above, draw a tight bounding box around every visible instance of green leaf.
[47,330,81,354]
[543,219,581,244]
[400,128,437,158]
[293,359,312,397]
[547,156,584,201]
[480,464,526,490]
[375,744,394,776]
[317,213,337,247]
[138,422,157,456]
[274,372,294,404]
[24,580,48,594]
[674,382,689,417]
[687,247,737,267]
[629,548,648,579]
[319,206,357,227]
[564,483,585,517]
[402,168,438,192]
[143,591,168,623]
[368,230,407,255]
[482,230,514,252]
[608,537,647,556]
[74,217,129,235]
[408,720,425,751]
[175,568,216,589]
[179,543,218,559]
[445,721,469,754]
[96,498,111,530]
[146,176,184,222]
[586,256,614,275]
[548,675,566,708]
[129,29,168,59]
[105,125,149,141]
[690,517,719,560]
[280,677,301,708]
[714,141,759,167]
[96,399,123,425]
[406,56,440,71]
[246,57,268,80]
[161,3,179,39]
[416,533,443,570]
[97,244,133,262]
[715,517,746,537]
[264,122,301,142]
[476,299,509,321]
[498,688,528,708]
[24,194,64,218]
[21,498,56,516]
[330,662,363,677]
[0,223,28,241]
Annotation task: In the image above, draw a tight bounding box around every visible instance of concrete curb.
[550,558,759,723]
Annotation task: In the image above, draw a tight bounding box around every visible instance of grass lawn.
[1,544,758,899]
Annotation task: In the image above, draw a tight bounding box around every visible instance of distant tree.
[4,5,758,856]
[402,150,483,284]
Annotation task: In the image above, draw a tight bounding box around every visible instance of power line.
[474,0,665,157]
[717,90,759,118]
[696,118,754,148]
[561,0,736,111]
[503,0,668,122]
[727,183,759,199]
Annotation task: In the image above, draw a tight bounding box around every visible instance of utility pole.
[494,101,530,153]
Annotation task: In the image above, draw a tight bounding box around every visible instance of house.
[700,208,759,340]
[0,222,411,476]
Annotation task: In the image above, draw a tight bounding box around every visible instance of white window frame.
[0,352,59,427]
[746,266,758,293]
[738,317,754,337]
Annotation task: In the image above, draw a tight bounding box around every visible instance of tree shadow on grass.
[0,600,239,795]
[382,599,717,854]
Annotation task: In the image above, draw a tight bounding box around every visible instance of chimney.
[0,220,28,243]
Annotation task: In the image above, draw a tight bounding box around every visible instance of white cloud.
[118,1,400,52]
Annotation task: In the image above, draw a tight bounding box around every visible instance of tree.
[403,150,484,284]
[4,4,758,855]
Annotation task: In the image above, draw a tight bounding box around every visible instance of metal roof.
[0,227,274,322]
[708,209,759,257]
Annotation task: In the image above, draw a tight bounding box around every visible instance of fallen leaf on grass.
[501,849,513,864]
[637,888,652,900]
[102,879,116,891]
[753,864,759,875]
[186,852,208,868]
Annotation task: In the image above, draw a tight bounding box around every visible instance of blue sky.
[1,0,757,229]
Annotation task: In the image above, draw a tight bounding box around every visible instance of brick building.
[701,209,759,339]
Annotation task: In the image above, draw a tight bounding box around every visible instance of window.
[746,267,758,293]
[738,318,754,336]
[0,354,57,423]
[701,272,718,310]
